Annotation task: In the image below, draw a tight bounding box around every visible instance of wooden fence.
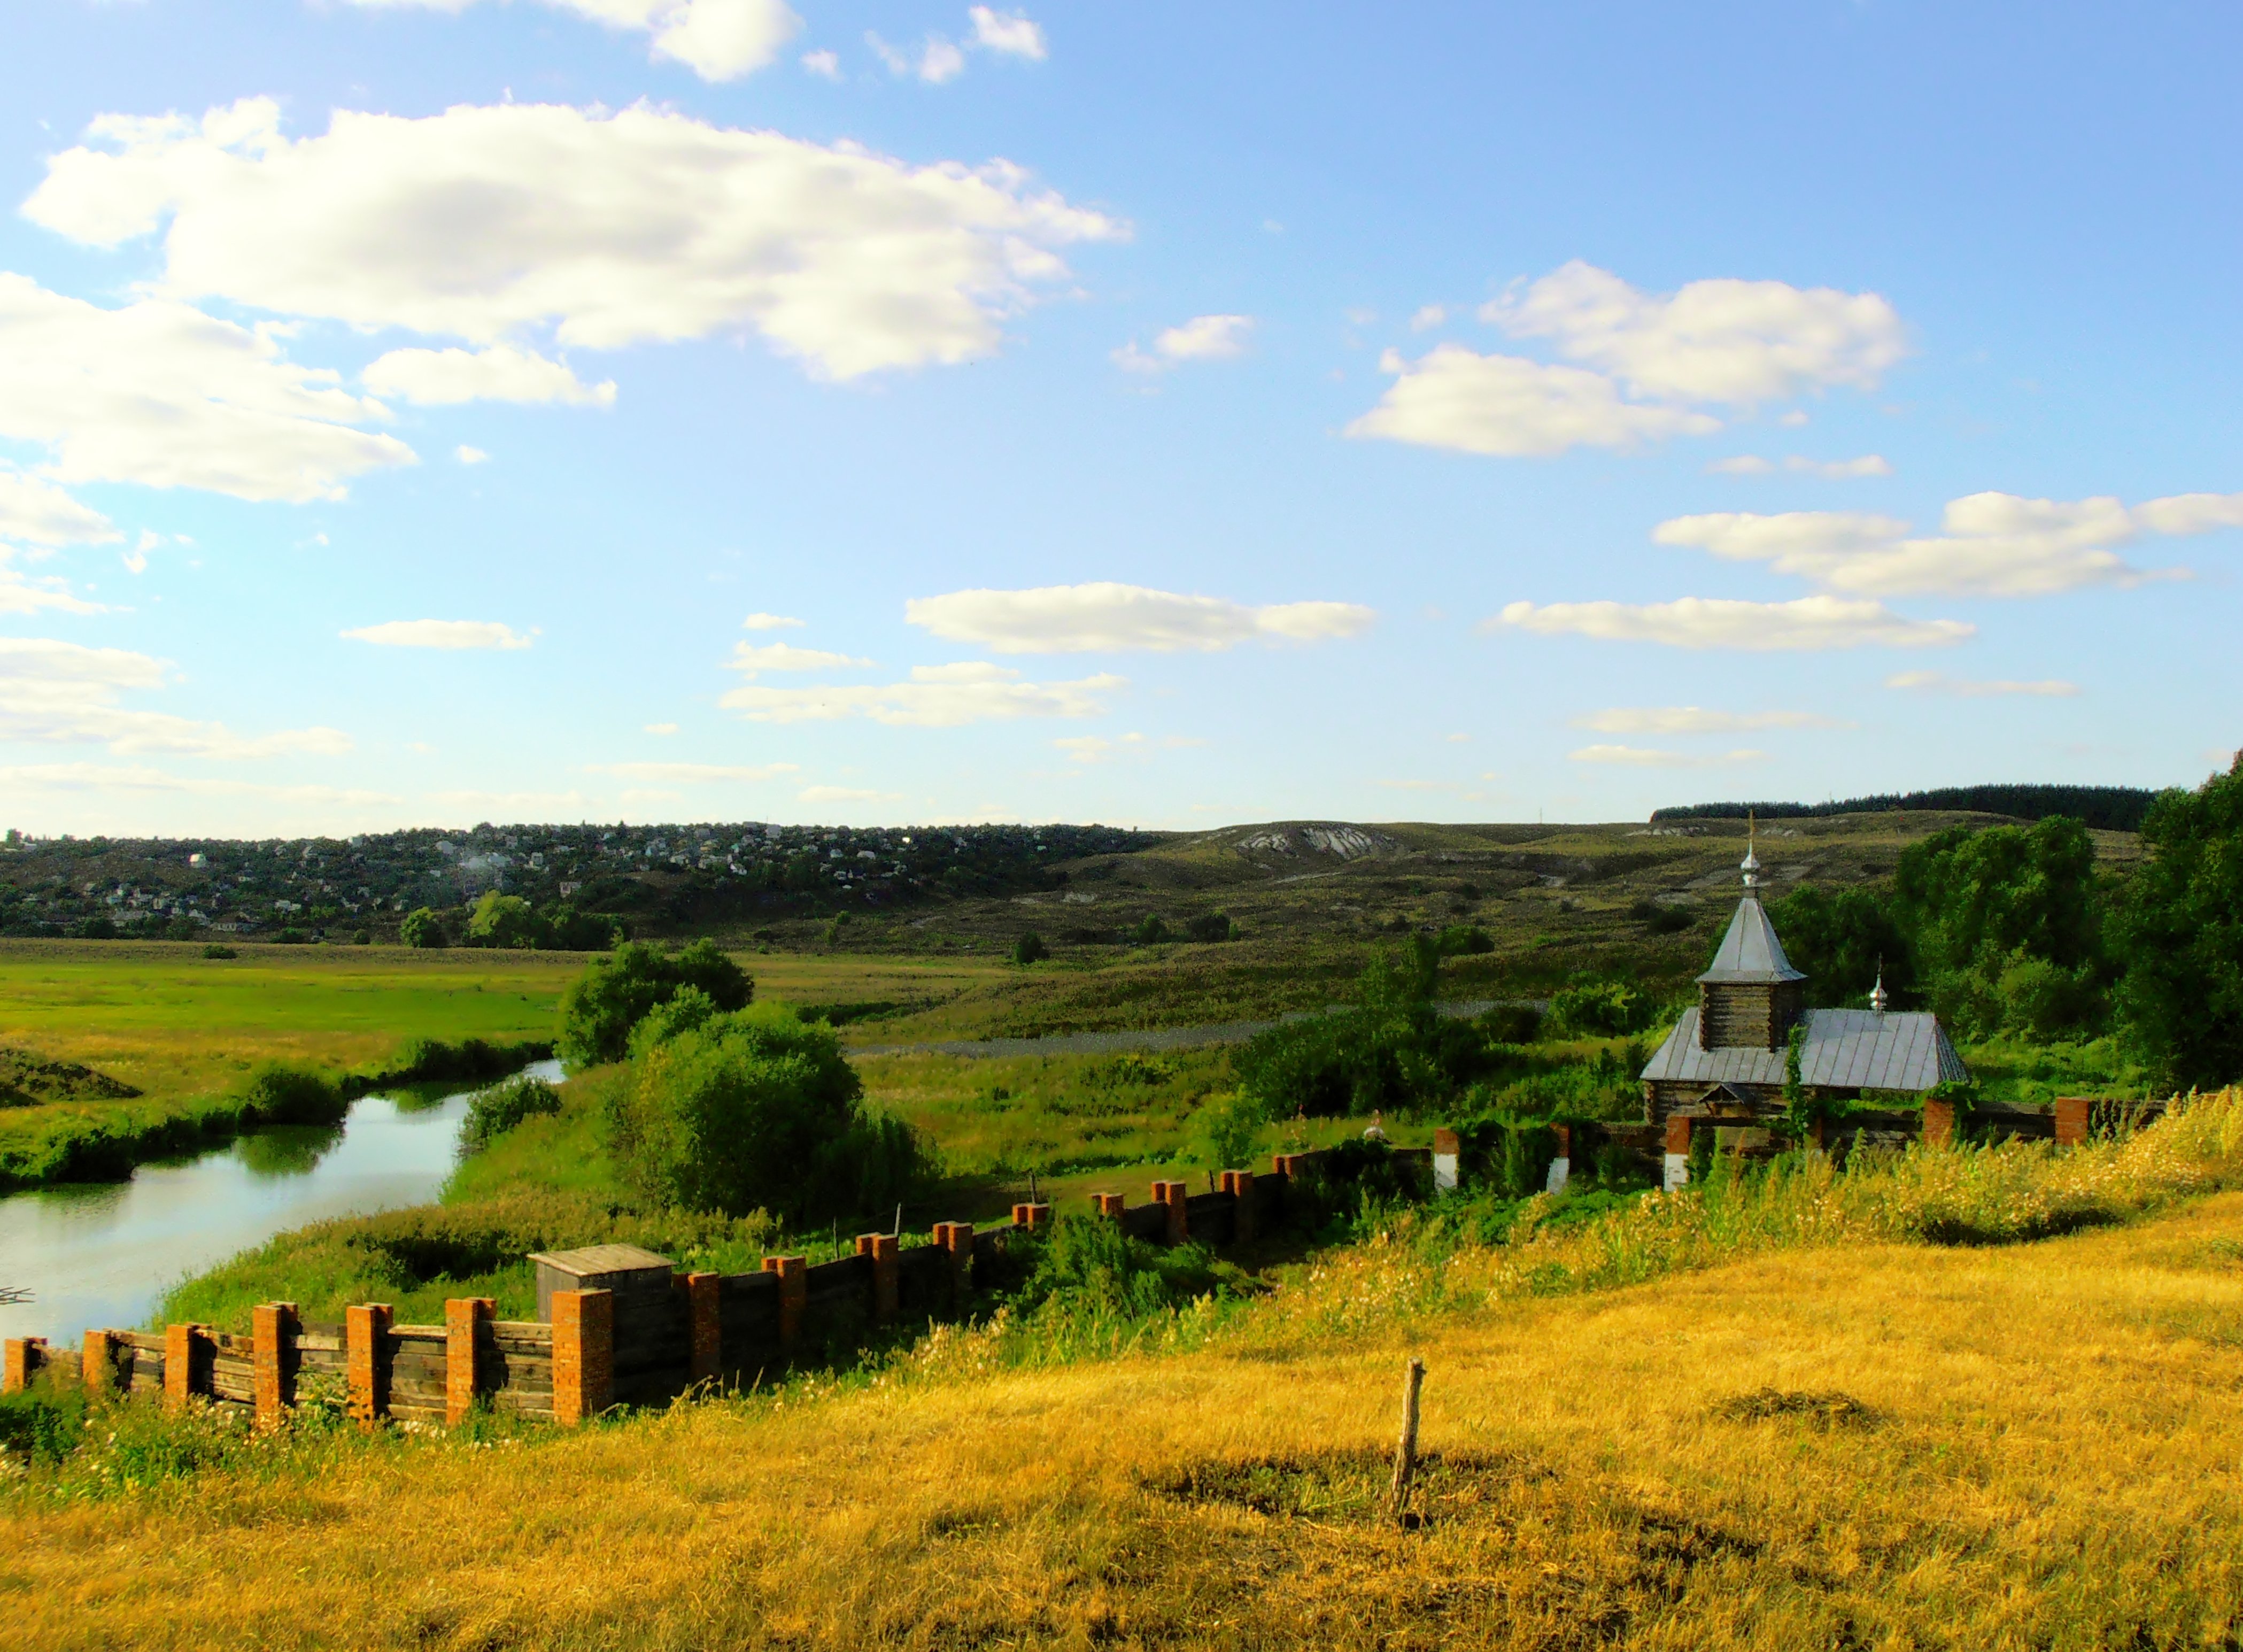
[5,1145,1438,1429]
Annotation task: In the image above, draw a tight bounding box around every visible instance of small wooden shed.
[529,1244,676,1323]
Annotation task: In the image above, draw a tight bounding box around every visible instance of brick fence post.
[1092,1192,1126,1218]
[252,1302,299,1427]
[762,1256,807,1348]
[1010,1202,1051,1231]
[1151,1180,1188,1245]
[347,1303,392,1429]
[3,1337,43,1394]
[855,1236,900,1322]
[445,1297,496,1426]
[164,1323,210,1411]
[932,1223,974,1307]
[1921,1099,1955,1149]
[679,1271,722,1384]
[2054,1095,2091,1148]
[1663,1115,1692,1193]
[82,1329,123,1396]
[551,1288,613,1426]
[1433,1128,1462,1193]
[1220,1170,1256,1245]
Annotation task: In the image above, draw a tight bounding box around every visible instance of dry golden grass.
[7,1185,2241,1648]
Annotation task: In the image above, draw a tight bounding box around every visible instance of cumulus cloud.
[1496,596,1972,651]
[1885,670,2080,698]
[721,661,1123,725]
[725,641,874,676]
[338,0,801,81]
[0,551,104,618]
[0,636,352,758]
[1568,744,1768,767]
[869,31,966,82]
[342,619,535,650]
[801,48,841,78]
[1654,488,2239,597]
[1483,261,1908,405]
[741,612,806,630]
[906,582,1375,653]
[969,6,1046,57]
[1113,314,1254,373]
[1572,706,1840,734]
[1345,345,1720,457]
[0,467,117,546]
[1351,262,1905,459]
[28,98,1124,382]
[588,760,799,782]
[1707,453,1892,478]
[0,761,392,807]
[0,273,413,503]
[363,344,616,406]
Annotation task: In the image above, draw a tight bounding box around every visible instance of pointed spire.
[1740,808,1761,891]
[1869,956,1889,1013]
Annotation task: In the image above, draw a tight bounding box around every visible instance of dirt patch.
[1710,1386,1878,1430]
[0,1046,141,1108]
[1141,1445,1544,1526]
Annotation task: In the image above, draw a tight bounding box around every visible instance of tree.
[605,1003,924,1222]
[1766,885,1913,1008]
[1186,912,1236,943]
[400,907,448,949]
[1893,817,2109,1039]
[465,892,548,949]
[2117,759,2243,1089]
[556,938,754,1069]
[1131,914,1172,945]
[1014,930,1049,964]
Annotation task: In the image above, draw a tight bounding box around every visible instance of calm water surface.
[0,1061,562,1345]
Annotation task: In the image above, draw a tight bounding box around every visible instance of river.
[0,1060,563,1348]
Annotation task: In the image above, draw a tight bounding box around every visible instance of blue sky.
[1,1,2237,836]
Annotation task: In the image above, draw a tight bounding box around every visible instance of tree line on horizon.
[1652,783,2162,833]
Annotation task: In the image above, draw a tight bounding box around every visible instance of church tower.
[1695,821,1807,1052]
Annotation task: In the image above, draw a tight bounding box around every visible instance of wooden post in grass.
[1391,1357,1426,1527]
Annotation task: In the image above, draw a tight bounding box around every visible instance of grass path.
[8,1191,2241,1648]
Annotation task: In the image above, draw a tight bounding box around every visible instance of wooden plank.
[390,1325,446,1341]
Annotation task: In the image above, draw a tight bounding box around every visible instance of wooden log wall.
[20,1142,1449,1423]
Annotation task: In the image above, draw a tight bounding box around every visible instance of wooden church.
[1637,828,1967,1188]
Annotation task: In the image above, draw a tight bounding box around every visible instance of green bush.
[1014,930,1049,965]
[237,1063,347,1128]
[1436,923,1493,955]
[1188,1091,1268,1170]
[1546,975,1660,1038]
[0,1376,90,1468]
[400,907,448,949]
[202,943,237,960]
[1131,914,1172,945]
[461,1075,563,1152]
[1185,912,1235,944]
[556,939,753,1069]
[604,1003,925,1223]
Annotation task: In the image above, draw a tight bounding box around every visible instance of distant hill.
[1651,784,2161,833]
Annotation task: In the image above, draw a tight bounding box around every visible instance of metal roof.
[1639,1007,1968,1092]
[1696,897,1806,984]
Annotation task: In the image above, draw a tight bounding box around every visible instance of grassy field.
[6,1098,2241,1650]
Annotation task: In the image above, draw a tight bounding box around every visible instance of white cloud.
[1707,453,1891,478]
[1655,488,2239,598]
[0,761,392,806]
[907,582,1375,653]
[1885,670,2080,698]
[589,760,799,782]
[1053,731,1193,763]
[342,619,535,650]
[1345,345,1720,457]
[363,344,616,406]
[339,0,801,81]
[1114,314,1254,374]
[0,467,117,546]
[722,661,1123,725]
[725,641,875,676]
[456,445,490,465]
[0,273,413,503]
[1483,260,1908,405]
[1409,304,1447,331]
[644,721,679,735]
[869,31,966,81]
[1567,744,1768,767]
[742,612,807,630]
[1573,706,1840,734]
[29,98,1123,382]
[1496,596,1972,651]
[969,6,1046,58]
[800,783,901,802]
[0,636,353,758]
[801,48,840,78]
[0,551,104,618]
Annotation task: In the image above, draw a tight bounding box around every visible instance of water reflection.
[0,1060,561,1346]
